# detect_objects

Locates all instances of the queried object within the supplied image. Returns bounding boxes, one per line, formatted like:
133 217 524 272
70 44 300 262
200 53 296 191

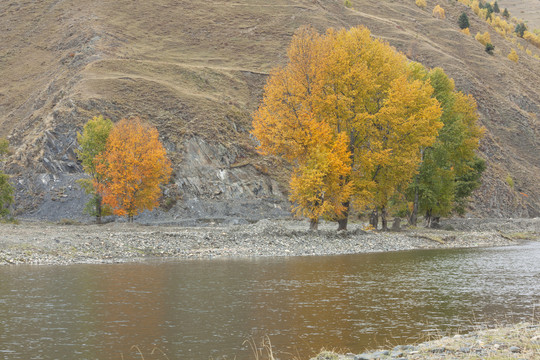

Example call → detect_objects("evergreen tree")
493 1 500 13
502 8 509 18
458 12 470 30
515 23 527 37
485 43 495 54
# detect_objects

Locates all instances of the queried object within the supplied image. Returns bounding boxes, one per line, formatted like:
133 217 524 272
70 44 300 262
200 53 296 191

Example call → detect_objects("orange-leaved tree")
95 117 172 222
252 26 442 230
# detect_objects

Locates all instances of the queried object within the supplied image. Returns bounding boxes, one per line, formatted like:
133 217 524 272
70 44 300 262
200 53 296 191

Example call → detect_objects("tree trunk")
381 206 388 231
369 209 379 230
96 195 102 225
309 218 319 231
409 184 419 226
425 209 432 228
337 202 350 231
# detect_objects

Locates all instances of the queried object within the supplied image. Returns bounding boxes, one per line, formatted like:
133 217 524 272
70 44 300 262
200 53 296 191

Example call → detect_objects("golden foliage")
524 31 540 48
95 118 172 220
508 49 519 62
432 5 446 19
475 31 491 46
252 26 442 224
461 27 471 36
415 0 427 9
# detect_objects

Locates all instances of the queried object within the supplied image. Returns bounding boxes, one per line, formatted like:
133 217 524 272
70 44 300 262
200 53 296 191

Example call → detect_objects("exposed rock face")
1 0 539 222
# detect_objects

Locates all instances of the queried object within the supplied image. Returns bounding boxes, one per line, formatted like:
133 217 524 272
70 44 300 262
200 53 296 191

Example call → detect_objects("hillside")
1 0 539 222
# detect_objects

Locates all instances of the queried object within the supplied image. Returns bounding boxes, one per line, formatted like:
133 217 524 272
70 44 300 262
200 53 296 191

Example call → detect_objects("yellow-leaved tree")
95 117 172 222
252 26 442 230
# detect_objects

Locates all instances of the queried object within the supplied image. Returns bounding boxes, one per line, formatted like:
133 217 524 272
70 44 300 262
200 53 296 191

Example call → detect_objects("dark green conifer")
515 23 527 37
458 12 470 30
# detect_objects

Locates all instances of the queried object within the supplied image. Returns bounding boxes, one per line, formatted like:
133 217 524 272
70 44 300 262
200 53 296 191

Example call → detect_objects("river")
1 241 539 359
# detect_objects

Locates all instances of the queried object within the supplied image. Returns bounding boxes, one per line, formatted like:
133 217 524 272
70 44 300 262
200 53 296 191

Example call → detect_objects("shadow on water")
1 242 539 359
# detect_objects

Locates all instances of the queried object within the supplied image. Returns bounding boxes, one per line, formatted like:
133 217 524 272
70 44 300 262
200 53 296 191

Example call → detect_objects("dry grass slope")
0 0 539 218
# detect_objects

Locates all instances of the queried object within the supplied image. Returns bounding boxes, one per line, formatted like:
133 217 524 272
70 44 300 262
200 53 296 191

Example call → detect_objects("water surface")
1 242 539 359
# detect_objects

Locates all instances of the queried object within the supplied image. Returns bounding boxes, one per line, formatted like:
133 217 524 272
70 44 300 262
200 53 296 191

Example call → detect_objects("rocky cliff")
1 0 539 222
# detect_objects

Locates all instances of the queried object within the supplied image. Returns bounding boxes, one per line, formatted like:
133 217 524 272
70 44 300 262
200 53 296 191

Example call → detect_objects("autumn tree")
76 115 114 223
0 138 14 219
416 0 427 9
407 67 485 227
252 26 442 230
95 118 172 222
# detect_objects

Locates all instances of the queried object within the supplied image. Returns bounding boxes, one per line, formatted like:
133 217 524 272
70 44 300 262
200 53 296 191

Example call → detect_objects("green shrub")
344 0 353 8
485 42 495 54
506 174 515 189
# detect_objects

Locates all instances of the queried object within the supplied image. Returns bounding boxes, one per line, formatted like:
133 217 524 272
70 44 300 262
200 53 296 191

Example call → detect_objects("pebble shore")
0 217 539 265
313 323 540 360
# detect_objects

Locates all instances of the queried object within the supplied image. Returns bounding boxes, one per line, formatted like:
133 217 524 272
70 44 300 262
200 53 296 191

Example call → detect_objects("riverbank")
1 217 539 265
313 322 540 360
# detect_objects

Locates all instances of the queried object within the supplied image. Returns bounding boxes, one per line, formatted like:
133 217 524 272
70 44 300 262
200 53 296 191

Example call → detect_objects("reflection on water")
1 242 539 359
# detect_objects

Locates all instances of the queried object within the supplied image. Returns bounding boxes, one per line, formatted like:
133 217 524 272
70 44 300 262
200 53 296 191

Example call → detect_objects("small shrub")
433 5 446 19
416 0 427 9
506 174 514 188
485 42 495 54
458 12 470 29
507 49 519 62
461 27 471 36
344 0 353 8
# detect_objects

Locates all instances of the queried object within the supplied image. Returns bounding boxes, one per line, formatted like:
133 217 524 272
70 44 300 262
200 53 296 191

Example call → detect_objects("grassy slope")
0 0 539 216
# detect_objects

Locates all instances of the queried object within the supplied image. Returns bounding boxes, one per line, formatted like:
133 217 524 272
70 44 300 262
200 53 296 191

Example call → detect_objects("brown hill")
1 0 539 222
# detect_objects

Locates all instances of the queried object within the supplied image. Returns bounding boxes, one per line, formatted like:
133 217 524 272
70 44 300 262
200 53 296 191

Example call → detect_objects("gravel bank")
0 218 539 265
314 323 540 360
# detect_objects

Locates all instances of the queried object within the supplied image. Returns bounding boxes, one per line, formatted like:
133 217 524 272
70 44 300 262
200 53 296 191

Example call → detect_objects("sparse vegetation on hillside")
458 0 540 57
